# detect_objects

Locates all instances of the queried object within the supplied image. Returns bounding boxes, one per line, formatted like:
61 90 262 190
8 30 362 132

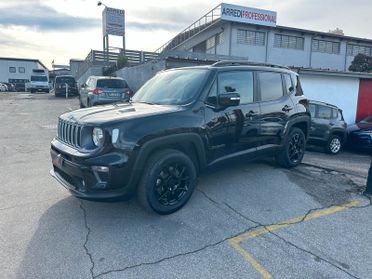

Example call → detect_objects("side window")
332 108 338 119
318 105 332 119
283 74 294 94
309 104 316 118
258 72 284 101
338 110 344 121
218 71 254 104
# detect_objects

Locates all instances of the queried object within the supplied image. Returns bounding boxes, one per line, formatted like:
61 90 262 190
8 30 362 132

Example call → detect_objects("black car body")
50 63 310 214
54 75 78 97
347 116 372 150
308 100 347 154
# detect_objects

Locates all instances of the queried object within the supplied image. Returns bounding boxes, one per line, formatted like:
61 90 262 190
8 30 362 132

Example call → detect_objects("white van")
26 69 49 93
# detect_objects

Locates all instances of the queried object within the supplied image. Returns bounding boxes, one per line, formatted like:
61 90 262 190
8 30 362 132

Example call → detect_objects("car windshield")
56 77 75 85
132 69 209 105
97 79 128 88
360 116 372 124
31 76 47 82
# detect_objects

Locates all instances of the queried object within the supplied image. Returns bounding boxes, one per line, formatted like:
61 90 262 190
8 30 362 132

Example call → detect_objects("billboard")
220 3 277 27
103 7 125 36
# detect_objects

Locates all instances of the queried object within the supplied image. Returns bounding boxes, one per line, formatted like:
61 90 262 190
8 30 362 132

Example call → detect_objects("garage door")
357 79 372 122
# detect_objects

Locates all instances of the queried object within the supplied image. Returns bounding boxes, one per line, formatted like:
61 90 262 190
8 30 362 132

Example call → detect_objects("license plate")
108 93 121 97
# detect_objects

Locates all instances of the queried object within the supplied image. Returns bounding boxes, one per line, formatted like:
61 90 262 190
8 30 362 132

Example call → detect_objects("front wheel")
276 128 306 168
137 149 197 215
325 135 342 155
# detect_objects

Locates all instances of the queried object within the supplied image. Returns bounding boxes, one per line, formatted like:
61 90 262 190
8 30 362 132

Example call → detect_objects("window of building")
346 44 372 56
258 72 284 101
312 39 340 54
274 34 304 50
18 67 25 73
218 71 254 104
237 29 265 46
9 67 16 73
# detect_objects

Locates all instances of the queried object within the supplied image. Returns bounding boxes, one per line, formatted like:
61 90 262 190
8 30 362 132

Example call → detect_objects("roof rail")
211 60 290 70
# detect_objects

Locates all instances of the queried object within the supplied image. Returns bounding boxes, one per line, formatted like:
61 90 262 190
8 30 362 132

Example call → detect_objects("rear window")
56 77 75 84
31 76 47 82
97 79 128 88
258 72 284 101
318 105 332 119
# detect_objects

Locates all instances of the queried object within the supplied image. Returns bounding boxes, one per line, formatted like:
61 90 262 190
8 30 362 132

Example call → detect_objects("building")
0 57 48 91
157 3 372 72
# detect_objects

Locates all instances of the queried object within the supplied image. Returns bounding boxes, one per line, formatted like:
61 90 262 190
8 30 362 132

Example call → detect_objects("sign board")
220 3 277 27
103 7 125 36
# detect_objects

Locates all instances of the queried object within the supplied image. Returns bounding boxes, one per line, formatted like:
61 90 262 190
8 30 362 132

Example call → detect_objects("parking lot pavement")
1 92 371 279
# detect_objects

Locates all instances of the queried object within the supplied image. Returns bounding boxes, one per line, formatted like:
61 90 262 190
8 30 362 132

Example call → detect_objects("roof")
0 57 48 70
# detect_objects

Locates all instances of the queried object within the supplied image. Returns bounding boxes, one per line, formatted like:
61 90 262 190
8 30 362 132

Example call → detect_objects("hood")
347 122 372 133
60 102 184 125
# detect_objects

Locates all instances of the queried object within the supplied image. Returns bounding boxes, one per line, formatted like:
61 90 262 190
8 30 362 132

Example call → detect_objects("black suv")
308 100 347 154
50 62 310 214
54 75 78 97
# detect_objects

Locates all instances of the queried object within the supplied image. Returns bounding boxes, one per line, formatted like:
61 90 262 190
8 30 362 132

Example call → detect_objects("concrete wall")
115 60 166 92
300 74 360 124
0 59 45 82
77 66 103 87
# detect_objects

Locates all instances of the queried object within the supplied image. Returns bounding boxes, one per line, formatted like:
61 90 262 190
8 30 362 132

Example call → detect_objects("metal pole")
65 83 68 99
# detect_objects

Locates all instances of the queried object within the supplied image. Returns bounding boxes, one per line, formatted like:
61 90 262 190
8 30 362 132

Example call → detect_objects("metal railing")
155 4 222 53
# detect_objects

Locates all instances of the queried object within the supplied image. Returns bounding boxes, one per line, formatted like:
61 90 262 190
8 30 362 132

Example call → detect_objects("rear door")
311 104 332 141
256 71 296 147
97 79 128 99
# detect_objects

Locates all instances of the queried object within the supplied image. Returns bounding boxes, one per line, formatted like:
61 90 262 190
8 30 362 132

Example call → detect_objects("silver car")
79 76 131 108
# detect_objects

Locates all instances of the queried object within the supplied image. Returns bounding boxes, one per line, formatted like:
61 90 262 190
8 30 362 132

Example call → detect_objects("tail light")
93 88 103 95
127 89 134 97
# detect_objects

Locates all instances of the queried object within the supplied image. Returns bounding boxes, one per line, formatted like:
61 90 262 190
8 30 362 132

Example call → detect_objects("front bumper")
50 141 134 199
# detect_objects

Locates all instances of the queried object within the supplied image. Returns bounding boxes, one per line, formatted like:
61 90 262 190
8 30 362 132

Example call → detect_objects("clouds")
0 2 100 31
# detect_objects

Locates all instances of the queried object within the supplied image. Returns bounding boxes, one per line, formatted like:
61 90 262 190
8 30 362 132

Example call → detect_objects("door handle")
282 105 293 112
246 110 258 117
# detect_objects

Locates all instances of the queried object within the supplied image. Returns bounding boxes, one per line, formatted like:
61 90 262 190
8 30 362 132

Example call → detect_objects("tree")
117 54 128 69
349 53 372 72
328 28 344 36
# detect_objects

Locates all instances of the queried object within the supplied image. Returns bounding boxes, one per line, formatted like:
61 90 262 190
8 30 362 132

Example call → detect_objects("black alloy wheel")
276 128 306 168
137 149 197 214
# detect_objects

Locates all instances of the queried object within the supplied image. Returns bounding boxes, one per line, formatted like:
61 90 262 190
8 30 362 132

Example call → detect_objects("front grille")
57 119 82 148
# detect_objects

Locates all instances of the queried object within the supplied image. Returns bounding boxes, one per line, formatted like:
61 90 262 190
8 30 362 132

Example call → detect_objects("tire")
325 135 342 155
137 149 197 215
276 128 306 168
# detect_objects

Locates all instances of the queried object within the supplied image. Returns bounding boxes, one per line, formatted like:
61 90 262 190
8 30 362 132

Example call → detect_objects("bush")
117 54 128 69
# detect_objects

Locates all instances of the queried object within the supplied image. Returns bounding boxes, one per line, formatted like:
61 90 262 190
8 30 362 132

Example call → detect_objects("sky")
0 0 372 68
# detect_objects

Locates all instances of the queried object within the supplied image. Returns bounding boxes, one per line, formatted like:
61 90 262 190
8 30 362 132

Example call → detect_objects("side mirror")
218 93 240 107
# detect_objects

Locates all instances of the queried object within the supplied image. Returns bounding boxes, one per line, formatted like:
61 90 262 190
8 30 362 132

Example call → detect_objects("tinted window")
97 79 128 88
56 77 76 85
318 105 332 119
218 71 254 104
31 76 47 81
309 104 316 118
283 74 294 94
259 72 283 101
132 69 209 105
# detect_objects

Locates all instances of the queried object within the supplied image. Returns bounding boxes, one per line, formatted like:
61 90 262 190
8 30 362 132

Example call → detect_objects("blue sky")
0 0 371 68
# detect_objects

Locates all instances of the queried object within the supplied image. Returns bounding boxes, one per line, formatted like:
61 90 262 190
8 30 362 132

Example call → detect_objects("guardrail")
155 4 222 53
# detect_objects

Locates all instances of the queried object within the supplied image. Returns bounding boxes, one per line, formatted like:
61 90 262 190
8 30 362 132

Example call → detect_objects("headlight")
92 128 104 146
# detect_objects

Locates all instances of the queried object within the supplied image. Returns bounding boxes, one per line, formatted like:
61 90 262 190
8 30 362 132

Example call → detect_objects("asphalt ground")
1 92 371 279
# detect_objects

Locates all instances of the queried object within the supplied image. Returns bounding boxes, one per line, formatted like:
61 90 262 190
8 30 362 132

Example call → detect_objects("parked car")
308 100 347 154
79 76 131 108
0 83 8 92
347 116 372 150
54 75 78 97
50 62 310 214
3 82 16 92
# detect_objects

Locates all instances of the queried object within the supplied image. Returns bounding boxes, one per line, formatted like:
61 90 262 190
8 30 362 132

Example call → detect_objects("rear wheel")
137 149 197 215
276 128 306 168
325 135 342 155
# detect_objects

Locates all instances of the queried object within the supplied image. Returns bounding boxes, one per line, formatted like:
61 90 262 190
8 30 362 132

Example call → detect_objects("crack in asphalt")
93 223 263 279
222 201 361 279
79 201 95 279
